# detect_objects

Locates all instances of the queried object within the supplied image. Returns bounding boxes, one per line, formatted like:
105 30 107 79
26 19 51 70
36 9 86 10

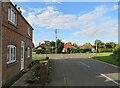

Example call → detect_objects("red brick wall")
2 2 33 85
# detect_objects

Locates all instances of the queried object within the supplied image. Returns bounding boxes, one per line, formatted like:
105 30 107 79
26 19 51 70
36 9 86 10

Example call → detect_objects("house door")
21 41 25 71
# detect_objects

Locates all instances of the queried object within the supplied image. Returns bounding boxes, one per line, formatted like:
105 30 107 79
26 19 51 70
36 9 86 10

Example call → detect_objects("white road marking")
100 73 120 86
79 61 90 68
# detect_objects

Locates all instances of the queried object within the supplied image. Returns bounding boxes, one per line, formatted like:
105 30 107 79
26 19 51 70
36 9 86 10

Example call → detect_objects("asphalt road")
41 54 120 86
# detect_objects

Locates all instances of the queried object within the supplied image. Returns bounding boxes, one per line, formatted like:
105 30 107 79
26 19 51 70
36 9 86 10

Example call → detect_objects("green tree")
73 43 78 47
83 42 92 48
45 41 55 54
99 42 105 48
32 43 35 48
113 44 120 60
105 42 116 48
49 41 55 54
94 40 102 48
56 39 64 53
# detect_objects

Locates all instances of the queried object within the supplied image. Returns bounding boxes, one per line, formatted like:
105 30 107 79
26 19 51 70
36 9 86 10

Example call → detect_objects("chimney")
15 4 17 8
18 7 22 14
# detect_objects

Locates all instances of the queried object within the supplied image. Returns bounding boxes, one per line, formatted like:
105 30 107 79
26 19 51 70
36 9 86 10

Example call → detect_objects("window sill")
7 60 16 65
8 21 17 28
27 34 31 37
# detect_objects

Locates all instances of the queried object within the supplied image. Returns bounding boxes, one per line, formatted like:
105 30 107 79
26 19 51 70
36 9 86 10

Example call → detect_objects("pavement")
45 54 120 86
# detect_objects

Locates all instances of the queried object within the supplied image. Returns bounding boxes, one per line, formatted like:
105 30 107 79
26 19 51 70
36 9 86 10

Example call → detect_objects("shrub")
36 49 46 54
69 48 92 53
80 49 86 53
32 48 37 52
80 48 92 53
36 49 41 54
98 48 113 53
113 45 120 60
70 48 80 53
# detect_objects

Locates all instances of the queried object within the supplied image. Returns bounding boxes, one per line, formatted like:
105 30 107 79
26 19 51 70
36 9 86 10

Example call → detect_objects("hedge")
69 48 92 53
98 48 113 53
113 45 120 60
36 49 46 54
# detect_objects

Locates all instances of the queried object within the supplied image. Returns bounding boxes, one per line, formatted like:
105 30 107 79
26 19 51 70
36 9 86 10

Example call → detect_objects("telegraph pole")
96 42 97 54
55 29 57 54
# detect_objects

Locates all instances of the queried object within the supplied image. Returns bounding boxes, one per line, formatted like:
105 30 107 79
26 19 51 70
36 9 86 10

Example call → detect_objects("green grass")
32 55 46 61
32 55 46 65
90 53 120 67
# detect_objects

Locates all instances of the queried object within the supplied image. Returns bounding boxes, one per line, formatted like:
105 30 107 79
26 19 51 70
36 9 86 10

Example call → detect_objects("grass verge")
32 55 46 65
90 53 120 67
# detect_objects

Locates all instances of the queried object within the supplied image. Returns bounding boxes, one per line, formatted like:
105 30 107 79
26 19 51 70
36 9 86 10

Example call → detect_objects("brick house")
62 43 76 53
0 1 33 87
36 41 50 50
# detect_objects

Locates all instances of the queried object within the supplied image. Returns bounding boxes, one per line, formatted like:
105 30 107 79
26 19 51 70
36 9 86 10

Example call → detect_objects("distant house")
79 45 94 49
36 41 50 50
62 43 76 53
0 1 33 87
79 45 84 49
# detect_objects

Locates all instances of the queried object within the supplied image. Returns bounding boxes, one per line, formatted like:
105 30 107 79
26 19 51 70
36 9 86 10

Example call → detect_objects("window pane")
21 47 23 58
13 47 16 60
11 48 13 60
8 8 11 21
7 47 10 62
14 13 16 24
13 13 15 24
28 27 30 36
11 10 14 23
27 47 30 57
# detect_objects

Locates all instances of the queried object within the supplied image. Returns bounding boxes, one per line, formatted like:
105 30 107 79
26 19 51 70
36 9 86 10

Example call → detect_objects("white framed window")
8 7 16 25
7 45 16 64
28 27 30 36
27 47 30 58
8 7 11 21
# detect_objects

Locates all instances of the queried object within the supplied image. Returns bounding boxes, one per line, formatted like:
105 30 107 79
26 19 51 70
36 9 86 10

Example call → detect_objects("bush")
68 48 92 53
36 49 41 54
36 49 46 54
32 48 37 52
70 48 80 53
113 45 120 60
80 48 92 53
98 48 113 53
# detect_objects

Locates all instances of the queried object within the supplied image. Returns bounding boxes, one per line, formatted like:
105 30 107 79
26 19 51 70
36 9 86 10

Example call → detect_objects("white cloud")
113 4 119 10
26 5 118 39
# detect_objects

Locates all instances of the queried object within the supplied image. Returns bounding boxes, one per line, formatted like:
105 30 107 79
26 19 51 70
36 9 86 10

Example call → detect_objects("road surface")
40 54 120 86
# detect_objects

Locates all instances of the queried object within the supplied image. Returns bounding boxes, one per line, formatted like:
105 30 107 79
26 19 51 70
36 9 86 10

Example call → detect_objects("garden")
90 45 120 67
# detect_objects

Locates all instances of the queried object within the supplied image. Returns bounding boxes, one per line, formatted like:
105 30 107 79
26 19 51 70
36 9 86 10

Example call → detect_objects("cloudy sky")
14 1 118 46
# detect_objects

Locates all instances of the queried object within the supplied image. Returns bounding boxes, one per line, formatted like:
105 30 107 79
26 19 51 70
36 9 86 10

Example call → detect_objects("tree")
56 39 64 53
105 42 116 48
94 40 102 48
46 41 55 54
32 43 35 48
99 42 105 48
49 41 55 54
113 44 120 60
73 43 78 47
83 42 92 48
